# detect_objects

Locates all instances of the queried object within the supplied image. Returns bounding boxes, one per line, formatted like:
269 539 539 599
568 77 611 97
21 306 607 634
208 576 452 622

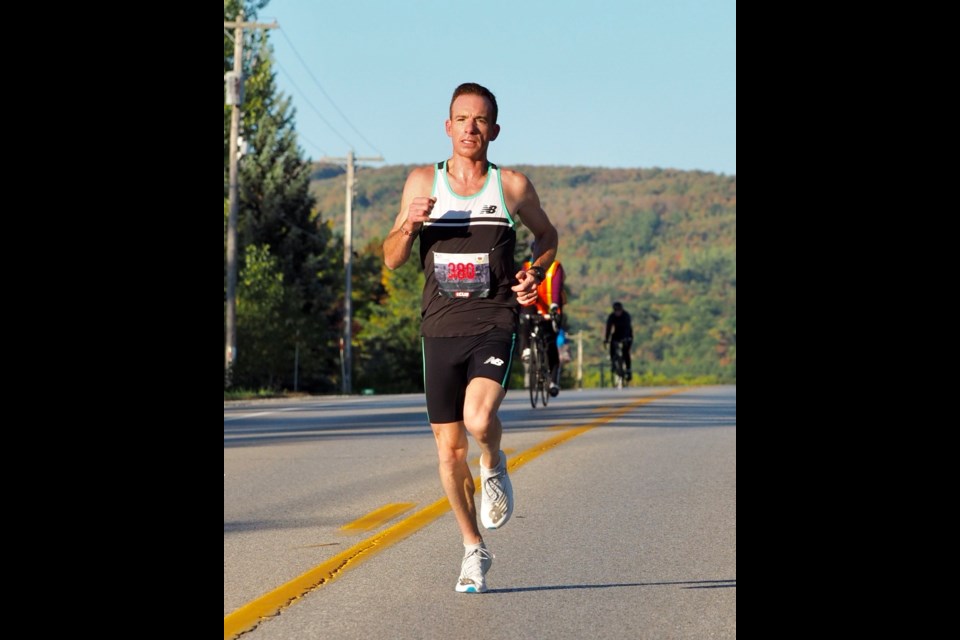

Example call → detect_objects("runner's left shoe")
480 450 513 529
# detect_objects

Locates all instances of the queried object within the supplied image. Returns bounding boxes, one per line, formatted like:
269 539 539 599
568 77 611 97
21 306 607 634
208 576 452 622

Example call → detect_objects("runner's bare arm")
383 167 435 270
502 169 558 300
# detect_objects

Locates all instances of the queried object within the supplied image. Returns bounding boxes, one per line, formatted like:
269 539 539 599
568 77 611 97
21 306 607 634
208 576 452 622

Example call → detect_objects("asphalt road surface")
224 385 736 639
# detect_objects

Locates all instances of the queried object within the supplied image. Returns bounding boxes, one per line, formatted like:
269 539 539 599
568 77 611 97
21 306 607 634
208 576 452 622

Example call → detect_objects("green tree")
355 259 426 394
232 245 286 387
224 0 343 391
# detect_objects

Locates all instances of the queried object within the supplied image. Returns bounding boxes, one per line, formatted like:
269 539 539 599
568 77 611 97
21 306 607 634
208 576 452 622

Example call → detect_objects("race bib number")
433 252 491 298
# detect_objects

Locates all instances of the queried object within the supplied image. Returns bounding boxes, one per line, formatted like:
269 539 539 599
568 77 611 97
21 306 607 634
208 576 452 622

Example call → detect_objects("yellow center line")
339 503 417 533
505 388 685 472
224 388 685 639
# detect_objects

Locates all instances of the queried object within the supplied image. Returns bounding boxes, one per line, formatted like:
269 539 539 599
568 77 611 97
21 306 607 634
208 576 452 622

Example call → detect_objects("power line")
277 28 384 157
256 47 330 156
295 130 330 158
274 63 354 150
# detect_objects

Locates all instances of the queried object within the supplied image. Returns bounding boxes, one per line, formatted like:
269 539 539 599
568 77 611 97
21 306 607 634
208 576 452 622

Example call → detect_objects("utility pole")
318 151 384 395
223 11 277 387
576 330 583 389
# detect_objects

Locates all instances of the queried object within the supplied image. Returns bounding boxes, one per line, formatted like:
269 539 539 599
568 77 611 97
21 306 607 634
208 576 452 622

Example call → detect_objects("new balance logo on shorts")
483 356 505 367
480 205 498 215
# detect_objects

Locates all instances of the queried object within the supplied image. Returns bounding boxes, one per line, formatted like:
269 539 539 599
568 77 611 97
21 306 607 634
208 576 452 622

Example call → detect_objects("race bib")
433 252 491 298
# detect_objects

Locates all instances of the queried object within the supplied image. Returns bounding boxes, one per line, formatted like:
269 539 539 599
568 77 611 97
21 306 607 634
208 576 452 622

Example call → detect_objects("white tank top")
418 160 519 337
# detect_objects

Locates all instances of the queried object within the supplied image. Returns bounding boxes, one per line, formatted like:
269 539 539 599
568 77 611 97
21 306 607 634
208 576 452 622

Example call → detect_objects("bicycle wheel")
619 344 630 388
538 338 551 407
613 344 625 389
529 339 541 408
537 341 550 406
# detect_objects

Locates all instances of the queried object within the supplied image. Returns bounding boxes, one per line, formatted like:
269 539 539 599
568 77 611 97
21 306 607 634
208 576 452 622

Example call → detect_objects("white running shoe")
480 450 514 529
455 543 494 593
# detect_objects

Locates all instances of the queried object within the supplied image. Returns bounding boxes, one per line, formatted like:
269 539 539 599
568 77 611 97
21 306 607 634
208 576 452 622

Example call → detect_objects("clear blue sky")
254 0 736 175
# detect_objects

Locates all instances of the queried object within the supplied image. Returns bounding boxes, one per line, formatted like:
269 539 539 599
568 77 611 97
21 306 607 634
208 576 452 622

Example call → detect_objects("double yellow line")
225 389 683 638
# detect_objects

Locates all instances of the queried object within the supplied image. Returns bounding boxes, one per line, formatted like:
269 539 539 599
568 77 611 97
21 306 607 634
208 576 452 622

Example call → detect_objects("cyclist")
519 252 565 397
604 301 633 382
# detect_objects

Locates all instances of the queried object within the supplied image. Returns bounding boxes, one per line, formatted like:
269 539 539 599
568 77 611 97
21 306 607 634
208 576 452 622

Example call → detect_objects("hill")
309 163 736 383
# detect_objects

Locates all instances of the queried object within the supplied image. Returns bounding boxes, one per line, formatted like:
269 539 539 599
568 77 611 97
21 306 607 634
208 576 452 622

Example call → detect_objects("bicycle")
526 317 553 408
609 338 630 389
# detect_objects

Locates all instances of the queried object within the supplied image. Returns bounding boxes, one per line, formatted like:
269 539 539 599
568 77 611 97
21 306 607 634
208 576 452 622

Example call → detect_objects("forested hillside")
310 164 736 386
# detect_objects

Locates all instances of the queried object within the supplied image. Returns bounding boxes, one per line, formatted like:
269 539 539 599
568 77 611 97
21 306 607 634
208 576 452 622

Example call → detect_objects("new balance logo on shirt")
483 356 505 367
480 205 498 215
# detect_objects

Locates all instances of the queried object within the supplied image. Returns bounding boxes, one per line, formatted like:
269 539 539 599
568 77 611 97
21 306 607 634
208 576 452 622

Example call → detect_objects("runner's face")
446 94 500 158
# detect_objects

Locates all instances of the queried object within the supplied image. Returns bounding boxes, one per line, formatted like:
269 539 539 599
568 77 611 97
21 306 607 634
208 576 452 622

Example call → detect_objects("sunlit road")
224 385 736 639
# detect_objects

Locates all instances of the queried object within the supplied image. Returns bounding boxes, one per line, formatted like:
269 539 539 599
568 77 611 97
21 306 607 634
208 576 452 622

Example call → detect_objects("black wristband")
528 265 545 282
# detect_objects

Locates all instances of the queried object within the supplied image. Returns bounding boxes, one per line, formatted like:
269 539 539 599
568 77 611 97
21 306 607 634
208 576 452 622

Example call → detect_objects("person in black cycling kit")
604 301 633 381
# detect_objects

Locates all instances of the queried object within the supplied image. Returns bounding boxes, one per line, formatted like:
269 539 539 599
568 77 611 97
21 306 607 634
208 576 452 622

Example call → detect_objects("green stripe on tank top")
497 166 516 227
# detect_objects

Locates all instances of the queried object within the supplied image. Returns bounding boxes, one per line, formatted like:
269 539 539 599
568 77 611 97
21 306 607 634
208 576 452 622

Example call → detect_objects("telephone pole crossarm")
223 20 278 29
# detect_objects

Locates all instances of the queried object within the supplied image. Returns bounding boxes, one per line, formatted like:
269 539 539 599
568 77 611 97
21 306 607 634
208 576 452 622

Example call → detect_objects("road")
225 385 736 639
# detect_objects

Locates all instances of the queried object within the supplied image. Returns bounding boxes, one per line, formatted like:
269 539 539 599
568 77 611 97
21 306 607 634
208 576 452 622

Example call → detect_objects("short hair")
612 302 623 311
450 83 498 124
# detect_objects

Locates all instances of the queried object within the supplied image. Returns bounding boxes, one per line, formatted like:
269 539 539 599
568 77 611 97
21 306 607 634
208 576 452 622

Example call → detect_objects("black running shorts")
422 330 516 423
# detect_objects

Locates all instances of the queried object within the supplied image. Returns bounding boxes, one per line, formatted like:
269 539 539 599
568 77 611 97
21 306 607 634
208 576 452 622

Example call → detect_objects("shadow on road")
488 578 736 593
